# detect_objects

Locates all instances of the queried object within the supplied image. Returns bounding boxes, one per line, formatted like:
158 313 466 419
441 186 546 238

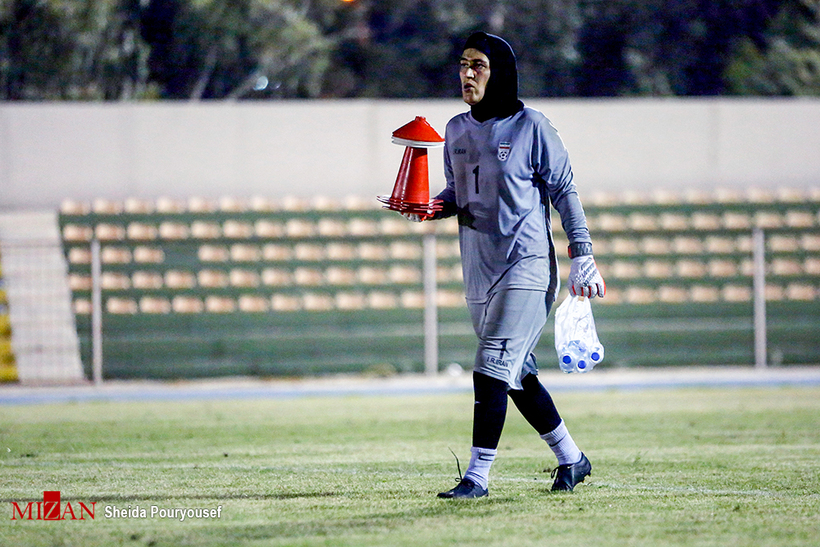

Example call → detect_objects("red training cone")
377 116 445 218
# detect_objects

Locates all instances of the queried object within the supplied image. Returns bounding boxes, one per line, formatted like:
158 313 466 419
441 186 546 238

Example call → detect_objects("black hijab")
462 32 524 122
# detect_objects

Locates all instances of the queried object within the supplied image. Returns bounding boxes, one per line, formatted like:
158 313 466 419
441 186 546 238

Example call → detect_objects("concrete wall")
2 98 820 211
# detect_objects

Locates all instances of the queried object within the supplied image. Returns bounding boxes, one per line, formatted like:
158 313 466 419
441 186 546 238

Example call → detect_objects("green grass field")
2 385 819 546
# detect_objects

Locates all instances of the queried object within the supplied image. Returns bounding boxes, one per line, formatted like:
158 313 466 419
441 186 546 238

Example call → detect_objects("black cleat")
437 478 488 499
550 453 592 492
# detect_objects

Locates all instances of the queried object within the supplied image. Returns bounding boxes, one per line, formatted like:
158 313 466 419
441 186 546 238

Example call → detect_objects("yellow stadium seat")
205 296 236 313
229 269 261 288
191 221 222 239
172 296 204 313
198 245 229 262
126 222 158 240
238 295 269 312
141 297 173 314
197 270 229 288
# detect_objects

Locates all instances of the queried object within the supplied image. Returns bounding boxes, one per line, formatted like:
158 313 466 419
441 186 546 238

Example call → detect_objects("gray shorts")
468 289 554 390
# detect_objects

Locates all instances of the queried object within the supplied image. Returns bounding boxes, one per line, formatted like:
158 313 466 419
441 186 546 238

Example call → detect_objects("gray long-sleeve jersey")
435 106 592 303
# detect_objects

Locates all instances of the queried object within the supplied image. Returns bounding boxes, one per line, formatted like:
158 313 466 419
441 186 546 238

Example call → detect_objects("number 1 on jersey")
472 165 480 194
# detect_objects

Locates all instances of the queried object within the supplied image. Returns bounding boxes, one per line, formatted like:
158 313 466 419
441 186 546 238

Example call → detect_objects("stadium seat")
625 287 656 304
95 223 126 241
765 284 785 301
771 258 802 276
659 213 689 230
389 241 421 260
611 238 640 255
358 267 388 285
804 258 820 275
127 222 158 240
107 297 138 314
673 237 703 254
294 243 324 261
311 196 339 211
317 218 347 237
676 260 707 278
63 224 93 242
158 221 189 240
705 236 736 254
641 237 670 255
303 293 334 311
785 210 815 228
644 260 674 278
68 247 92 264
229 269 261 288
191 221 222 239
73 299 92 315
336 292 367 310
92 198 122 215
436 290 465 307
400 291 425 308
156 197 186 213
325 243 355 261
231 244 262 262
60 199 90 215
172 296 204 313
261 268 292 286
380 217 410 236
367 291 398 309
293 268 323 286
690 285 720 302
358 243 388 261
707 259 739 277
187 197 216 213
198 245 230 262
219 196 246 212
223 220 254 239
124 198 154 214
139 296 171 314
132 271 164 290
722 285 752 302
284 219 315 238
101 272 131 290
205 296 236 313
691 213 721 230
325 267 357 285
198 269 229 288
348 218 379 237
658 286 688 303
388 265 421 284
249 196 278 212
800 234 820 252
722 212 751 230
68 274 92 291
610 261 642 279
101 246 132 264
262 244 293 261
238 295 269 312
164 270 196 289
629 213 658 231
271 294 301 311
255 220 285 238
746 188 775 203
785 283 816 301
754 211 783 229
768 235 800 252
281 196 308 211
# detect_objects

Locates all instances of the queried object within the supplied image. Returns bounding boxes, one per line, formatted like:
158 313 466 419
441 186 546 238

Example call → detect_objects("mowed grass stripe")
2 387 819 547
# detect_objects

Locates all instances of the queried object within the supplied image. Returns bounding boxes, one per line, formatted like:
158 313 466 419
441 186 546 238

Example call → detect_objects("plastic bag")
554 293 604 373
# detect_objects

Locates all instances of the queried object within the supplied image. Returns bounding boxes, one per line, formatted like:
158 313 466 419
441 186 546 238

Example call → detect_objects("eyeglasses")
459 60 489 74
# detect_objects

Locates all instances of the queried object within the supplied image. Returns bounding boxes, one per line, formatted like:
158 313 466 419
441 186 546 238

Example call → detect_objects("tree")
726 0 820 95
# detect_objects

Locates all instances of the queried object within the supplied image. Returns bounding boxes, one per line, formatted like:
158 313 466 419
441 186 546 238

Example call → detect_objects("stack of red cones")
377 116 445 219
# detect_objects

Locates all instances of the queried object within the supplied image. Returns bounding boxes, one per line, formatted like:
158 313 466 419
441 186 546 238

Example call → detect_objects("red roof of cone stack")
391 116 444 147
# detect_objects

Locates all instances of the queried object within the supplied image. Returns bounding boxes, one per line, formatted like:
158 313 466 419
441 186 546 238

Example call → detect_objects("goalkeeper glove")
568 255 606 298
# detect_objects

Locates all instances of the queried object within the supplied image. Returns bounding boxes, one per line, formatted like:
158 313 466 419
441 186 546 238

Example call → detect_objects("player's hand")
402 213 423 222
568 255 606 298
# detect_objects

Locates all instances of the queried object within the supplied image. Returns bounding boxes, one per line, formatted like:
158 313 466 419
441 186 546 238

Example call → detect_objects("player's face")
459 49 490 106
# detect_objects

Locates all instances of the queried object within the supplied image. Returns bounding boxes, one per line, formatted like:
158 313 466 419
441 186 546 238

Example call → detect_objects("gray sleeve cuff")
568 242 593 258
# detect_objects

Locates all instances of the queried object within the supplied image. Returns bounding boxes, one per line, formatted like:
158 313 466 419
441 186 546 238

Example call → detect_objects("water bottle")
558 340 588 373
588 344 604 367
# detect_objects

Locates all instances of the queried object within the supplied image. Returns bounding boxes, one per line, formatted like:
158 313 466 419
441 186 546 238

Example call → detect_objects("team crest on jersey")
497 142 511 161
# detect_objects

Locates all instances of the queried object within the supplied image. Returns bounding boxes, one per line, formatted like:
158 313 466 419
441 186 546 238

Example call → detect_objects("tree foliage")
1 0 817 101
